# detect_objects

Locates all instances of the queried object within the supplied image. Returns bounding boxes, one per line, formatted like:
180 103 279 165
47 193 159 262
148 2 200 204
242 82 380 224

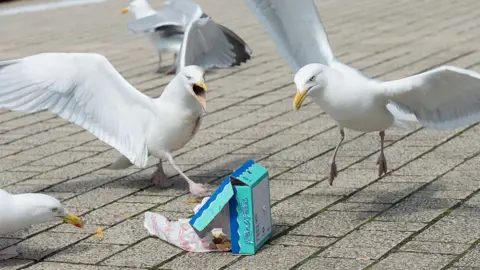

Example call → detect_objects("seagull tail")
386 103 419 130
108 155 134 170
216 23 252 66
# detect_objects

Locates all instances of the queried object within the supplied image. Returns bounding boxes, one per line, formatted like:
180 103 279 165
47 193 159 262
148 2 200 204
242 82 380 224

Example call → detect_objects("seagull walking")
123 0 252 74
0 16 239 195
244 0 480 184
0 189 83 260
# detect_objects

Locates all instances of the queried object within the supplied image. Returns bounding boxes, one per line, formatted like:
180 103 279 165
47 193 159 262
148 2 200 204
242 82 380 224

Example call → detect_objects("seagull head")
121 0 154 17
13 193 84 229
293 63 331 111
177 65 208 111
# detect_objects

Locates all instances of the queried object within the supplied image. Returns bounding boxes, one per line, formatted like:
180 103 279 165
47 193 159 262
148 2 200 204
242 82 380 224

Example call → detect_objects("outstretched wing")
384 65 480 130
0 53 157 167
243 0 334 72
177 17 251 71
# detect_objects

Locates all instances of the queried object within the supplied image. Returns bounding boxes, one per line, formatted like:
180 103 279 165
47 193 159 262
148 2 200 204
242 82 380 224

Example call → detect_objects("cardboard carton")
189 160 272 254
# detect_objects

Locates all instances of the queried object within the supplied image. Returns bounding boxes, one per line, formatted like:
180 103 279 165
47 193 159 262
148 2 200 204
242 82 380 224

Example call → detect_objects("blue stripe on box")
229 189 240 253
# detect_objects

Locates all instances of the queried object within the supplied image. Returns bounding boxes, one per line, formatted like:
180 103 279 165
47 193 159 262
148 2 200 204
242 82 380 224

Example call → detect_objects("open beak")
121 7 129 14
63 213 84 228
293 88 311 111
192 81 208 111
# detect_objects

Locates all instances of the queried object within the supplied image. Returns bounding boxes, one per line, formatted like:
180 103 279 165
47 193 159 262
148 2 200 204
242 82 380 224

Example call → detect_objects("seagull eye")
309 76 315 82
51 208 58 212
186 75 192 80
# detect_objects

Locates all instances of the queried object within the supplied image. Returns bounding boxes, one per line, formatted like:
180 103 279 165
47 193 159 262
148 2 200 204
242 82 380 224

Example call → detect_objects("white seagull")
122 0 252 74
245 0 480 184
0 16 240 195
0 189 83 260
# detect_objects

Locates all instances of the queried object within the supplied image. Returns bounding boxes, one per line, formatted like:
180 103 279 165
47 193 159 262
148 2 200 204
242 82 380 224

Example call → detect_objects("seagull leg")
155 53 164 74
164 152 206 196
377 131 388 177
329 128 345 185
0 246 18 261
151 160 172 188
164 53 177 75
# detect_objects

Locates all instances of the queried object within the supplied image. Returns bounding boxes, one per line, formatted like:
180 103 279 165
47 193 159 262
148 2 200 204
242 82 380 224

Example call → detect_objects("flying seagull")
244 0 480 184
0 189 83 260
0 15 241 195
122 0 252 74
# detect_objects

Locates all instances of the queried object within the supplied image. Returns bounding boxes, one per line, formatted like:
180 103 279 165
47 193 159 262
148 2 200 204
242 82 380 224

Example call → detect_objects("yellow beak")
293 88 310 111
121 7 129 14
63 212 84 228
193 81 208 111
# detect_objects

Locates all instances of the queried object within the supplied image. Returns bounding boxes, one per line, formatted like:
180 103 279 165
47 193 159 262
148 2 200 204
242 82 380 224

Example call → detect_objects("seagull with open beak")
0 53 209 196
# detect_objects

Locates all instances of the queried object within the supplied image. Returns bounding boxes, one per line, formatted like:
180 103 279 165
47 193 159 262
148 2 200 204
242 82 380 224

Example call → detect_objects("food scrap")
186 198 203 205
94 227 104 239
212 231 231 251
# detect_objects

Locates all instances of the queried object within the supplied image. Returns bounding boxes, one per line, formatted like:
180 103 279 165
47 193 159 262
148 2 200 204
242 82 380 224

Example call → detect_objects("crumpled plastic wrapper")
144 197 231 252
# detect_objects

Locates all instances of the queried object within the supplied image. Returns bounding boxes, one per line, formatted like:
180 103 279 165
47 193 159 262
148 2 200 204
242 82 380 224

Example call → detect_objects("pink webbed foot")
188 182 207 196
151 165 172 188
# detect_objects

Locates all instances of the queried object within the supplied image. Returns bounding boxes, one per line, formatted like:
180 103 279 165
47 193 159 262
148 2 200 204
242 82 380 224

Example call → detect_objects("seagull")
0 189 83 260
0 16 242 195
122 0 252 74
244 0 480 184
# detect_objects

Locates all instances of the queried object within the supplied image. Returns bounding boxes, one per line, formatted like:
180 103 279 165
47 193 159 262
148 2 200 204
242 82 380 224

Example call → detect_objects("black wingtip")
216 23 252 67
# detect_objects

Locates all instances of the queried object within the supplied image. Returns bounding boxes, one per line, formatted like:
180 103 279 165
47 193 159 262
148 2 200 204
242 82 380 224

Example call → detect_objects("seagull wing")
0 53 157 167
127 11 184 34
243 0 334 72
383 65 480 130
177 17 251 71
164 0 204 26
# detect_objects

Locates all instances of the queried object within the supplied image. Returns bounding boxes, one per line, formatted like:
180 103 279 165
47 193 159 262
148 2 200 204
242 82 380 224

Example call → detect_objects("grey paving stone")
415 215 480 244
24 262 139 270
15 232 86 260
376 194 459 223
271 235 337 247
291 211 377 237
320 230 412 260
160 252 238 270
329 202 391 212
82 202 155 225
225 245 317 270
0 259 34 270
101 238 181 268
361 221 427 232
268 180 312 201
454 245 480 267
346 182 423 204
84 218 149 245
370 252 455 270
400 240 469 255
297 257 372 270
272 194 340 218
46 243 126 264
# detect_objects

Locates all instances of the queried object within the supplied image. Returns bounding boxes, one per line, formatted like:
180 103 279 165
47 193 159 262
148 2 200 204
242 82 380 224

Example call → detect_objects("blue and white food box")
189 160 273 255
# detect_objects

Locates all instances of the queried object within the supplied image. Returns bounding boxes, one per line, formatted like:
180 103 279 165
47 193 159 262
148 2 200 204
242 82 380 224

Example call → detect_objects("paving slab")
1 0 480 269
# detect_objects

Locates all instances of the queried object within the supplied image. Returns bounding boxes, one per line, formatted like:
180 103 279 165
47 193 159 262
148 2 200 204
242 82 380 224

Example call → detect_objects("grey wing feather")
177 17 252 71
243 0 334 72
384 66 480 130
